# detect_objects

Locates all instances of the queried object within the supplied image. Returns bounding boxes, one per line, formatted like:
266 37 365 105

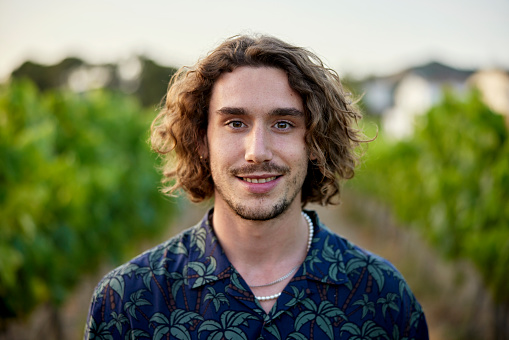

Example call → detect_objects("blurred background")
1 0 508 339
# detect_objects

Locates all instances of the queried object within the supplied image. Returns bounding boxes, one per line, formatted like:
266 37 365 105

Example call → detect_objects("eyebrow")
216 107 304 117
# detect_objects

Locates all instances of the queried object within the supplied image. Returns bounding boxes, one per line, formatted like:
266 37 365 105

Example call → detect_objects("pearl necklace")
254 212 314 301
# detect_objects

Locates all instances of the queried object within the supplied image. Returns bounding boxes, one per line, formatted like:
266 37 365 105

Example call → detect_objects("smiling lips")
241 176 277 183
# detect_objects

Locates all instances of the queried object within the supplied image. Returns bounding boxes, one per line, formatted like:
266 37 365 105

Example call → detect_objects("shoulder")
84 224 209 338
311 211 409 288
311 213 428 337
90 223 204 301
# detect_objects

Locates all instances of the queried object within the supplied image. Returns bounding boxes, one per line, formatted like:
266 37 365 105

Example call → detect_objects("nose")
245 124 273 163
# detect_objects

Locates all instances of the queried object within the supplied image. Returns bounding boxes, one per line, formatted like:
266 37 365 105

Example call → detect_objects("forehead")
209 66 303 113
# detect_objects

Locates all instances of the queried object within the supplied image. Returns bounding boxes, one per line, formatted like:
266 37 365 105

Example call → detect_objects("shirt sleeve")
84 273 131 340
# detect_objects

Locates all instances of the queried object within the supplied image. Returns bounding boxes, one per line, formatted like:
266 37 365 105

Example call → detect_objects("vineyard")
0 80 173 321
1 79 508 339
351 89 509 337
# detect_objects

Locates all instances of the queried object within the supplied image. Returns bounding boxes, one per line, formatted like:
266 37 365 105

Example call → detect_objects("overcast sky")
1 0 508 81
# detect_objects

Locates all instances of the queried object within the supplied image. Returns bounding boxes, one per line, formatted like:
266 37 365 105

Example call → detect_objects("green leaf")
265 323 282 340
150 312 169 325
300 298 317 311
109 276 125 299
153 325 169 340
287 332 309 340
191 226 207 258
198 320 221 336
225 329 248 340
187 261 206 276
316 315 334 339
170 324 191 340
173 310 204 325
294 311 315 331
206 256 217 275
125 329 150 340
340 322 360 336
221 310 256 327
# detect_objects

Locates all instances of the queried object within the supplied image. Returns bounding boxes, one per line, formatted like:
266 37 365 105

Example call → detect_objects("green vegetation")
11 56 177 108
352 90 509 333
0 80 172 318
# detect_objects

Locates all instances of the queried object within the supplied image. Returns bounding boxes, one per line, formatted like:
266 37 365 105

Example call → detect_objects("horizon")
7 54 492 84
1 0 508 82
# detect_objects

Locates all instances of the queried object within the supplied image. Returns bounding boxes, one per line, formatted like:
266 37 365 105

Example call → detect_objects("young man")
85 35 429 339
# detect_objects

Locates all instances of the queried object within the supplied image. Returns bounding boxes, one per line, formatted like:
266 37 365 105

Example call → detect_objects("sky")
1 0 508 82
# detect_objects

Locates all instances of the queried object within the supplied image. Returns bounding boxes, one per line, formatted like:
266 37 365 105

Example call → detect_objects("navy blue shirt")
85 210 428 339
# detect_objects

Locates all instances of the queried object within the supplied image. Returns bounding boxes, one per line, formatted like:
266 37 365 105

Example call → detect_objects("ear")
309 151 318 161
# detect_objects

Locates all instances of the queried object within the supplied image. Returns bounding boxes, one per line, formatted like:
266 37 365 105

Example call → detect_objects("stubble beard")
218 188 293 221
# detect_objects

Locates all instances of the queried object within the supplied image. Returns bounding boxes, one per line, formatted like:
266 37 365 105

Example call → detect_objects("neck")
211 200 309 279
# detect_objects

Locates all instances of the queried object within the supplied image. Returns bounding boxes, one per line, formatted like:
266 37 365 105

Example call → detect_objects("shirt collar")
301 210 349 286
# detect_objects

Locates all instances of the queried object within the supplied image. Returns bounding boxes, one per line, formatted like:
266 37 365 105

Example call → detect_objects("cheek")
212 131 245 154
283 140 308 158
208 140 237 167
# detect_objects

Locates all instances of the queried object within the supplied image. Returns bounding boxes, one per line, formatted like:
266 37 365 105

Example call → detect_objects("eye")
274 121 292 130
227 121 245 129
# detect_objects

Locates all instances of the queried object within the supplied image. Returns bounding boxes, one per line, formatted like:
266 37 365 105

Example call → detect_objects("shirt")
85 209 429 339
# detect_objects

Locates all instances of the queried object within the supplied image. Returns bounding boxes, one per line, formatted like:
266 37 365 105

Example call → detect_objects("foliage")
351 90 509 304
11 56 177 108
0 79 172 318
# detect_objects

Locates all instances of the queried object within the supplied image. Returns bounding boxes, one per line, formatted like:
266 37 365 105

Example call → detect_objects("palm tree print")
86 317 113 340
345 250 388 293
198 311 257 340
342 248 395 311
124 329 150 339
377 292 400 319
184 256 218 288
353 294 376 319
134 246 173 292
302 248 322 275
168 270 187 305
150 310 204 340
85 211 428 339
94 262 139 306
107 311 128 335
286 286 306 308
293 299 347 339
124 289 152 322
322 236 346 281
340 320 389 339
189 224 207 258
203 287 229 313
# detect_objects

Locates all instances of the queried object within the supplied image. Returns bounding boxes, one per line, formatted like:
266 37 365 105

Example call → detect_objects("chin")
229 199 291 221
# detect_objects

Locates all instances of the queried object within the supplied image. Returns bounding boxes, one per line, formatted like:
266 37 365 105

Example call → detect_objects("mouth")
241 176 278 184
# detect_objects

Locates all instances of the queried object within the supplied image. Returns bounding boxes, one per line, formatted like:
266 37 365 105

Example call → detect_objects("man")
85 34 428 339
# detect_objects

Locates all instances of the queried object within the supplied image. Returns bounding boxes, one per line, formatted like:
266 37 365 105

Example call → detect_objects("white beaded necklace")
253 212 314 301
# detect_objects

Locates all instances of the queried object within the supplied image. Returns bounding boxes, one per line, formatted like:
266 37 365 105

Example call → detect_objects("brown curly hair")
151 34 364 206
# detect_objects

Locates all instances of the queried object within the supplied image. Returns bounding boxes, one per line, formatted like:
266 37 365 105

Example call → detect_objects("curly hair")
151 34 364 206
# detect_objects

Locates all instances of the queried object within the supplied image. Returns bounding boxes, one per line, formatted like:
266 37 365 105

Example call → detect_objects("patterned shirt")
85 210 428 339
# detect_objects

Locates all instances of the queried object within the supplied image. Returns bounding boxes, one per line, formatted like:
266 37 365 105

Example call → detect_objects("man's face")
206 66 309 221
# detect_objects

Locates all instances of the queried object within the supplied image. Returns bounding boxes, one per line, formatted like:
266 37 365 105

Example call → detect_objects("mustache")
229 163 290 176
